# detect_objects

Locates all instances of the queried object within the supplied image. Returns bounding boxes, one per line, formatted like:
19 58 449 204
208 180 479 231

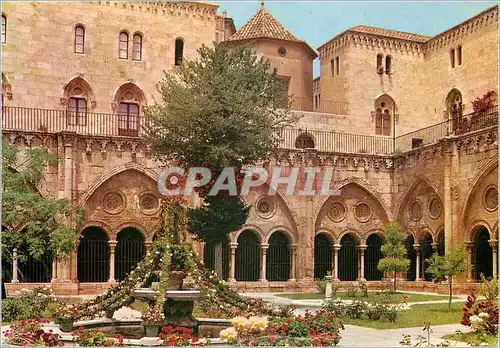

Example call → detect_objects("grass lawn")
341 302 463 329
277 291 455 303
442 332 498 346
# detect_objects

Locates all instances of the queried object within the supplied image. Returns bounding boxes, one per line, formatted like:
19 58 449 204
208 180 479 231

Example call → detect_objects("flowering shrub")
2 286 59 322
157 325 208 346
323 298 404 322
54 303 79 322
141 305 164 325
461 293 498 335
72 327 115 346
3 318 63 346
472 91 496 112
219 311 343 346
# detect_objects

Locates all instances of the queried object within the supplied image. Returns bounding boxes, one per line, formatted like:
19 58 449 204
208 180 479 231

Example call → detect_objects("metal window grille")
365 235 383 281
132 34 142 61
203 240 229 280
267 232 290 281
118 102 139 136
119 32 129 59
115 228 145 281
314 234 332 279
420 235 434 281
405 235 417 281
339 234 358 281
67 97 87 125
77 228 109 283
473 228 493 280
74 26 85 53
2 15 6 44
235 230 260 281
18 253 53 283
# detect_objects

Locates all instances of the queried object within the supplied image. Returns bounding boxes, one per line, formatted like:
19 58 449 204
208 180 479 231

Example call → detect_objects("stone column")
443 142 453 254
289 244 297 282
466 242 473 282
11 248 19 283
414 244 421 281
489 240 498 278
260 244 268 282
51 261 58 283
108 241 117 283
229 243 238 282
145 241 153 251
358 245 366 281
333 245 340 281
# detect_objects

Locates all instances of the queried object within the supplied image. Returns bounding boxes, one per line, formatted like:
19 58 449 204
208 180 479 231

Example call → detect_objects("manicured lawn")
341 302 463 329
277 291 455 303
442 332 498 346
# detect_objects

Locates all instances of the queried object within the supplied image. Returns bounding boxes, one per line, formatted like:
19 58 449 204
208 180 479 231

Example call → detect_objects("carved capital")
60 97 68 105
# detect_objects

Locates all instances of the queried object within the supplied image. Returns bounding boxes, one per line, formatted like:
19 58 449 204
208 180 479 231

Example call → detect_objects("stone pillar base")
259 279 268 283
288 278 296 282
228 278 236 283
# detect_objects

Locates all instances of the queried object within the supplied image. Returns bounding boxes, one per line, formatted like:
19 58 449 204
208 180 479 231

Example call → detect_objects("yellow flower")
231 316 249 331
247 316 268 331
219 327 237 342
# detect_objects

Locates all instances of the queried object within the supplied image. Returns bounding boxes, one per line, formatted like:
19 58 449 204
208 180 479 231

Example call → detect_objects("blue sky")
214 1 497 77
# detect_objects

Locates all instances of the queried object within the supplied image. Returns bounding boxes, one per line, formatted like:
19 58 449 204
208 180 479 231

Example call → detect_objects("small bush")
1 297 32 322
346 283 357 298
323 298 401 323
315 279 327 295
1 286 59 322
477 274 498 302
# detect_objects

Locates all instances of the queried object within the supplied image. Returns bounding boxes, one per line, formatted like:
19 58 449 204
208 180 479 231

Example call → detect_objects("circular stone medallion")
102 191 125 214
410 200 423 221
484 186 498 212
139 193 159 214
328 202 346 222
428 197 442 220
354 202 372 223
256 197 276 219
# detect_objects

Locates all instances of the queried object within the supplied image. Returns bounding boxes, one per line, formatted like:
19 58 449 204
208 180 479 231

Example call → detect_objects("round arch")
470 225 493 280
365 233 384 280
314 233 333 279
112 221 149 241
115 227 146 281
336 228 362 245
266 231 291 281
235 229 261 281
396 176 441 221
467 220 492 241
113 82 146 106
338 232 359 281
265 225 295 244
77 226 110 283
61 75 95 106
80 164 159 205
315 228 336 243
232 224 264 244
78 220 113 239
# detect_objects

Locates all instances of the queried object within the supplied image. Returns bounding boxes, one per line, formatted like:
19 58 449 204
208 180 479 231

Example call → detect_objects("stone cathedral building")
2 2 498 295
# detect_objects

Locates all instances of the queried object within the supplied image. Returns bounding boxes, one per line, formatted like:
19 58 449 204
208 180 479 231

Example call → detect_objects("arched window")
235 230 261 281
376 54 383 73
132 33 142 61
119 31 129 59
74 25 85 54
63 76 94 126
446 88 463 132
175 38 184 66
115 227 145 281
1 15 6 44
295 133 315 149
385 55 392 74
450 48 455 68
335 56 340 75
330 59 334 77
374 94 395 136
266 231 291 281
114 83 145 137
457 45 462 66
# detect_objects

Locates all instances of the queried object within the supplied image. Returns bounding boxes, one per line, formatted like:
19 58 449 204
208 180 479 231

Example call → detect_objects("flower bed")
3 318 63 347
323 298 406 322
219 311 343 346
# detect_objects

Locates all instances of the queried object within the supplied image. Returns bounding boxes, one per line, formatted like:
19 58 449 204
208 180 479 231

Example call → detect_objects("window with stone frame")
175 38 184 66
118 102 139 137
374 95 395 136
457 45 462 66
74 25 85 54
67 96 87 125
376 54 383 74
335 56 340 75
385 55 392 74
119 31 129 59
450 48 455 68
1 15 6 44
132 33 142 61
330 59 335 77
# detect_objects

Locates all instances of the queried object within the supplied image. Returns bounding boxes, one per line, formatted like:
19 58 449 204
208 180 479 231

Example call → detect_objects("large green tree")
143 43 298 275
377 222 411 292
426 246 466 310
2 142 83 270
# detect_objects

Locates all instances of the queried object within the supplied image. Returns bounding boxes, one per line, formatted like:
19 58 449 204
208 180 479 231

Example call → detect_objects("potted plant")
142 305 163 337
54 304 79 332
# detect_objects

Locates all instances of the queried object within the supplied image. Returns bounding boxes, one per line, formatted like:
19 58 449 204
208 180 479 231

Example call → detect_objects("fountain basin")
131 288 201 302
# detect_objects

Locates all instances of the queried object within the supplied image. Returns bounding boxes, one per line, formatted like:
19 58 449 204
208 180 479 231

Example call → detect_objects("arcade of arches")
4 156 498 294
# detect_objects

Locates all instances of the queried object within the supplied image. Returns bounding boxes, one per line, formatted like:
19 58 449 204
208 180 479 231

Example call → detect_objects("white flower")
478 312 490 319
469 315 482 324
156 251 160 255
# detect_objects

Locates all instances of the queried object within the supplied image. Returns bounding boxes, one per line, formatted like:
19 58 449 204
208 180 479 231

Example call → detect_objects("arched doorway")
365 234 384 281
267 231 291 281
405 235 417 281
420 233 433 281
115 228 146 281
235 230 260 281
78 227 110 282
446 89 463 132
339 234 358 281
473 227 493 280
314 234 332 279
203 238 229 280
18 252 53 283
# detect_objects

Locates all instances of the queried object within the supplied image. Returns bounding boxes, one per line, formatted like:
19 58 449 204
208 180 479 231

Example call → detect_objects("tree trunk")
448 276 452 311
393 270 397 292
214 242 223 278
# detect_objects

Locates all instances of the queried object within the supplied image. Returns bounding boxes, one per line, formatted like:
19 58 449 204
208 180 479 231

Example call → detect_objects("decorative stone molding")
101 191 125 215
483 185 498 212
255 196 276 219
354 202 372 223
328 202 346 222
428 196 442 220
409 199 423 221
